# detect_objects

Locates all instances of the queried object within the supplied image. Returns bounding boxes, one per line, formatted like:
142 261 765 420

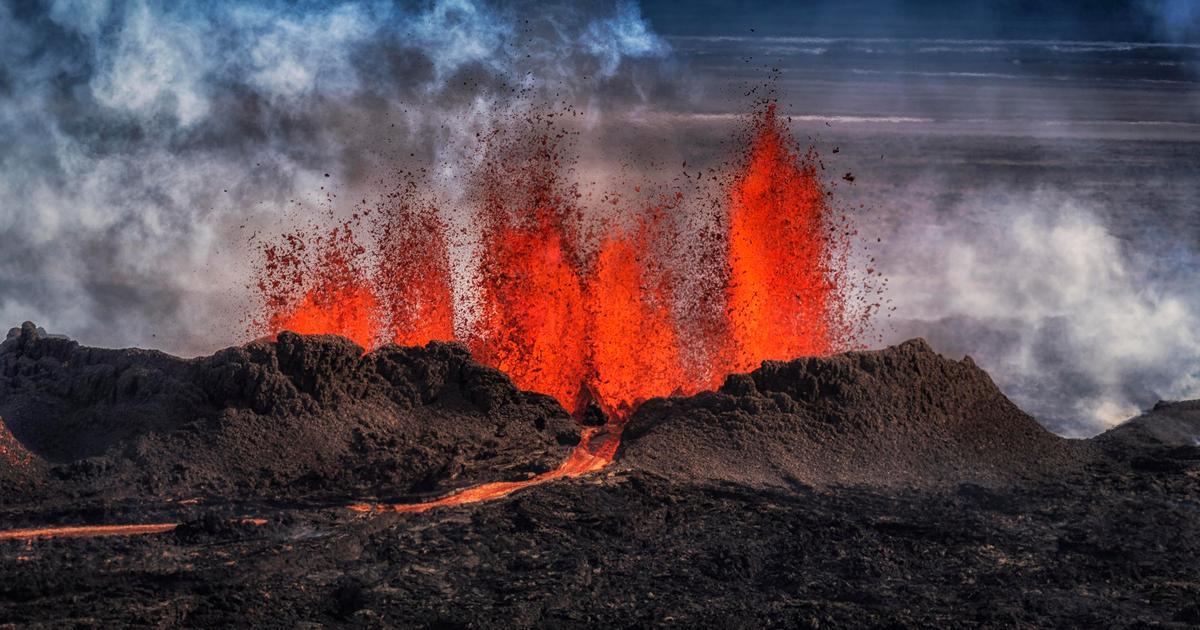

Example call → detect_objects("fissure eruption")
255 101 874 504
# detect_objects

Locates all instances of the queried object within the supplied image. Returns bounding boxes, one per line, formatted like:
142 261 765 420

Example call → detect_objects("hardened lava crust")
1 324 1198 627
0 322 579 507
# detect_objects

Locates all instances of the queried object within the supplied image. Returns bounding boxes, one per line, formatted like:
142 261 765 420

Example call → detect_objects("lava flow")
0 519 268 542
255 101 872 512
722 103 837 374
349 426 619 514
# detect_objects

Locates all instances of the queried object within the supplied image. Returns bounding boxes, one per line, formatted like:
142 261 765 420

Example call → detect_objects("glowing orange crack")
0 519 268 542
0 523 178 541
349 426 619 513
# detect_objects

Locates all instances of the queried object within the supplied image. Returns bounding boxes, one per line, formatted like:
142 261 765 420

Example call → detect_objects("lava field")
1 322 1199 627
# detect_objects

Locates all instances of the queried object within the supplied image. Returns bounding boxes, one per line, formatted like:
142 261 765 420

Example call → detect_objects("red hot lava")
255 102 871 424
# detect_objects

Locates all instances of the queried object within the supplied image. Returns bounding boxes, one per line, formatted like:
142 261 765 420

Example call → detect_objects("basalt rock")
0 322 579 502
620 338 1090 488
1095 399 1200 472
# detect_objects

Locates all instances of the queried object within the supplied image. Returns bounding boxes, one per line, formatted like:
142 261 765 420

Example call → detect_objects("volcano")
1 101 1197 626
2 324 1199 626
252 102 878 422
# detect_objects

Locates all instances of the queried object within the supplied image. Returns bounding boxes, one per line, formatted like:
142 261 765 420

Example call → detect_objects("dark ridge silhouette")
0 322 579 501
621 339 1091 487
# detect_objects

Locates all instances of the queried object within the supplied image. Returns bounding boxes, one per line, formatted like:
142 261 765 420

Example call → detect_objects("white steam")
0 0 671 353
883 194 1200 436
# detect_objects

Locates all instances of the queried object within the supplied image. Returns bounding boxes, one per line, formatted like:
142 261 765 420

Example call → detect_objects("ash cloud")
0 0 671 353
877 195 1200 436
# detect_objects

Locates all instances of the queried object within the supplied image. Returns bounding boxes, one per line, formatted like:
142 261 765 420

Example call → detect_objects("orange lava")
348 426 617 513
587 217 689 418
373 191 456 347
722 103 836 374
262 226 379 349
0 518 268 542
0 523 178 540
255 101 871 420
473 224 590 414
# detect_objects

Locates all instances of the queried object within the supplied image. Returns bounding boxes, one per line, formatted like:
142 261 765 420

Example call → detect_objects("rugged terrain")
1 325 1198 627
0 322 578 509
620 339 1088 488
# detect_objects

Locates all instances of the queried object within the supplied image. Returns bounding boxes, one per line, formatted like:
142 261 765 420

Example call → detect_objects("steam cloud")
879 194 1200 436
1142 0 1200 42
0 0 670 352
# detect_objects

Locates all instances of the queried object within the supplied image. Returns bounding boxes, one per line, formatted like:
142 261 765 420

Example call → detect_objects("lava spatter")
586 209 689 419
466 122 592 415
259 225 379 350
254 100 875 428
372 188 455 347
721 102 837 374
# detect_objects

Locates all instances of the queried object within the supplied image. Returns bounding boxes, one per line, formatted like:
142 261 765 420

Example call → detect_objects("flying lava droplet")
254 100 876 425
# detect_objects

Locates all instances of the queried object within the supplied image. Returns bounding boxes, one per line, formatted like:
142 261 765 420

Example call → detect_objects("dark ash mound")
0 322 578 502
621 339 1087 487
1099 399 1200 449
1095 399 1200 473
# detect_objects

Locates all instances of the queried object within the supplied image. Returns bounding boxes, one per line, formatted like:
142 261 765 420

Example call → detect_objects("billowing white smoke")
0 0 670 353
882 194 1200 436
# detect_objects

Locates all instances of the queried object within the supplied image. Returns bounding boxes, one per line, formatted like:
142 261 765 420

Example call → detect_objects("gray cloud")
0 0 672 353
874 190 1200 436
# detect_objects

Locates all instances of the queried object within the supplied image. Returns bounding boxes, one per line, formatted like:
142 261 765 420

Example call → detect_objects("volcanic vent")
254 101 879 423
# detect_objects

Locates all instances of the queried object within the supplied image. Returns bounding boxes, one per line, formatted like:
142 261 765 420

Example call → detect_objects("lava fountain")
255 101 871 428
723 103 837 373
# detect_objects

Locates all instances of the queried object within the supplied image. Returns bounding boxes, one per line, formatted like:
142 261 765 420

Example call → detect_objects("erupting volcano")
5 1 1197 624
255 102 870 428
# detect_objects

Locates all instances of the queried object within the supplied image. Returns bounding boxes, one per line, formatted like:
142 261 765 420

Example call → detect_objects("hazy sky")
1 0 1197 435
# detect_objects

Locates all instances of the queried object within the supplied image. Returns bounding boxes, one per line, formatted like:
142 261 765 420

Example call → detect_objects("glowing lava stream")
0 523 179 541
0 519 268 541
0 433 615 542
349 426 620 513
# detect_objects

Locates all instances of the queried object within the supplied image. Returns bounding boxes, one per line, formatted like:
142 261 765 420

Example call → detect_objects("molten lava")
349 426 618 513
468 137 591 413
373 194 456 347
722 103 836 374
256 102 869 424
587 215 688 418
260 227 379 350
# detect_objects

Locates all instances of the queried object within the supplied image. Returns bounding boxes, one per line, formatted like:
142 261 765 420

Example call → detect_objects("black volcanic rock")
1098 399 1200 449
1095 399 1200 472
0 322 579 501
621 339 1089 487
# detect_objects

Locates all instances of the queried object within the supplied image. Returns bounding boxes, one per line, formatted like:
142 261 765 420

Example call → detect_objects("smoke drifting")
0 0 670 353
878 195 1200 436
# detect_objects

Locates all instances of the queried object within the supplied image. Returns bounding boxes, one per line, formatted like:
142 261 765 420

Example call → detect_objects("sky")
1 0 1198 436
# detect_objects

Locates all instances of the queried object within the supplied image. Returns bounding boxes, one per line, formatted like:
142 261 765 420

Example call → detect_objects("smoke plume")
0 0 670 352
